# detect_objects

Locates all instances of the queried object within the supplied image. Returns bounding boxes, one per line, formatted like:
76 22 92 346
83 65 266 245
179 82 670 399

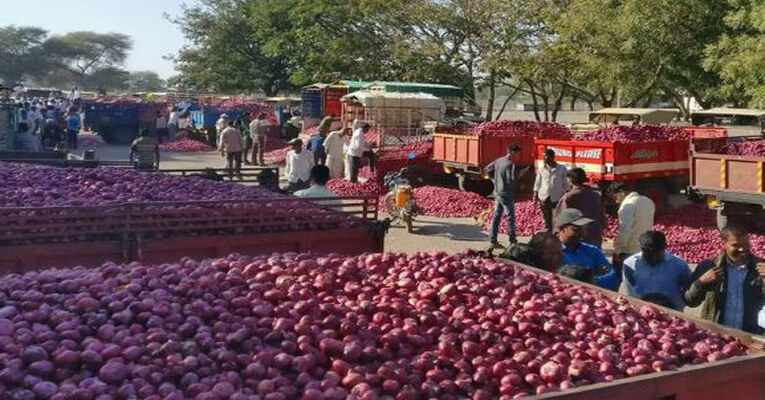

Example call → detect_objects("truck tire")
457 175 494 196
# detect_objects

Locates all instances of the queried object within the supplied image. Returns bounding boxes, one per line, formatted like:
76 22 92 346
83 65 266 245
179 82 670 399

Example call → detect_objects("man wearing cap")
487 144 524 248
556 208 619 290
285 138 314 192
534 148 568 231
347 122 373 183
554 167 606 248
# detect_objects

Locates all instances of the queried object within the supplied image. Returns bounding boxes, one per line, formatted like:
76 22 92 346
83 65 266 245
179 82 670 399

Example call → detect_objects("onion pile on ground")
0 252 746 399
77 135 107 148
159 140 214 152
724 140 765 157
413 187 493 218
576 125 690 143
326 179 386 198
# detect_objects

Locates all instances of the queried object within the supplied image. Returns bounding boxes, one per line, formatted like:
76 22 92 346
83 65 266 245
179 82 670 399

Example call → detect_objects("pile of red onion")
468 121 572 140
77 135 106 148
326 179 386 198
576 125 690 143
0 163 283 208
159 140 214 152
413 187 493 218
724 140 765 157
0 252 746 399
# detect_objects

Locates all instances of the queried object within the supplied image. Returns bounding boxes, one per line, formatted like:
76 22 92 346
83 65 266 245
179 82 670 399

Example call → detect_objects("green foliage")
45 31 132 87
0 26 49 86
170 0 292 96
128 71 165 92
705 0 765 107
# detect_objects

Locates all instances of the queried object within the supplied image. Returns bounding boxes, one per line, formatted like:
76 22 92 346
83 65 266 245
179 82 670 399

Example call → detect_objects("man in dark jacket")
684 225 765 334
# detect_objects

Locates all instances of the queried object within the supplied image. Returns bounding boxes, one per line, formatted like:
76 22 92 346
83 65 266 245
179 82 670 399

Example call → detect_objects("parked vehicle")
382 166 421 232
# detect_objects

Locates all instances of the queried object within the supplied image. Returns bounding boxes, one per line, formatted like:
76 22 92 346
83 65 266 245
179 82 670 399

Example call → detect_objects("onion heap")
159 140 214 152
467 121 571 140
413 187 493 218
77 135 107 148
0 252 747 399
0 163 287 208
576 125 690 143
326 179 386 199
724 140 765 157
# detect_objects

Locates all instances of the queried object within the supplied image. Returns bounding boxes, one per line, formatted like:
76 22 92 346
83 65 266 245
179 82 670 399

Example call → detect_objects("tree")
128 71 165 91
0 26 48 86
87 67 130 91
705 0 765 107
170 0 293 95
45 31 132 87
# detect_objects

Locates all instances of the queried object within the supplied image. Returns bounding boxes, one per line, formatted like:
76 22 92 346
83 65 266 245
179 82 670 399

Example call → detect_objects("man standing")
155 111 168 144
347 123 373 183
307 129 327 166
556 209 619 290
249 113 268 166
624 231 691 311
285 138 314 192
611 183 656 273
534 149 568 231
215 113 229 148
167 107 180 141
294 165 336 199
218 120 244 180
239 113 252 164
554 167 606 248
487 144 522 248
684 226 765 334
65 110 80 150
324 128 350 179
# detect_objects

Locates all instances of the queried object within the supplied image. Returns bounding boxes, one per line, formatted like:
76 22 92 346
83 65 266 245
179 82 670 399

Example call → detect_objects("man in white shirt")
294 165 336 199
324 128 350 179
215 114 229 147
167 108 180 141
611 182 656 280
285 138 314 192
533 148 569 231
218 120 245 180
248 113 268 165
347 122 372 183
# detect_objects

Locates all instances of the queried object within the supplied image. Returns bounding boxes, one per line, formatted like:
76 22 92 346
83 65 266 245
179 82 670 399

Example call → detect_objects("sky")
0 0 190 78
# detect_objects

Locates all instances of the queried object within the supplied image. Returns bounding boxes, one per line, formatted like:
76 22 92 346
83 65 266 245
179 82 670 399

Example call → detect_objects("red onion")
0 251 747 398
724 140 765 157
576 125 690 143
159 139 214 152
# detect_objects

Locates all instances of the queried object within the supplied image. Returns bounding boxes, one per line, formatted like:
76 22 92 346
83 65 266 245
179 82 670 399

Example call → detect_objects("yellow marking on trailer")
720 158 727 189
759 162 764 193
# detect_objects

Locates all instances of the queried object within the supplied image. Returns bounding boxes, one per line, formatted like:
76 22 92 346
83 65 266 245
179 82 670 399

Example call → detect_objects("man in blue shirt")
623 231 691 311
556 209 619 290
685 225 765 333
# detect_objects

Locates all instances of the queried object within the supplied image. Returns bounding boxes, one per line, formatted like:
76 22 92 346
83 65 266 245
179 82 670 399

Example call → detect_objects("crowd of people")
8 94 83 152
492 144 765 334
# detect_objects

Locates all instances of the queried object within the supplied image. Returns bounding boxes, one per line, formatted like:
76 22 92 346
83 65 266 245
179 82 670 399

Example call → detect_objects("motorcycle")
382 163 422 233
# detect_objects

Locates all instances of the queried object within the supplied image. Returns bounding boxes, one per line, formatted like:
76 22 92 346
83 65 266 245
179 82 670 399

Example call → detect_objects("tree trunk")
552 87 566 122
570 95 577 111
495 91 517 121
485 70 496 121
530 89 541 122
587 100 594 111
